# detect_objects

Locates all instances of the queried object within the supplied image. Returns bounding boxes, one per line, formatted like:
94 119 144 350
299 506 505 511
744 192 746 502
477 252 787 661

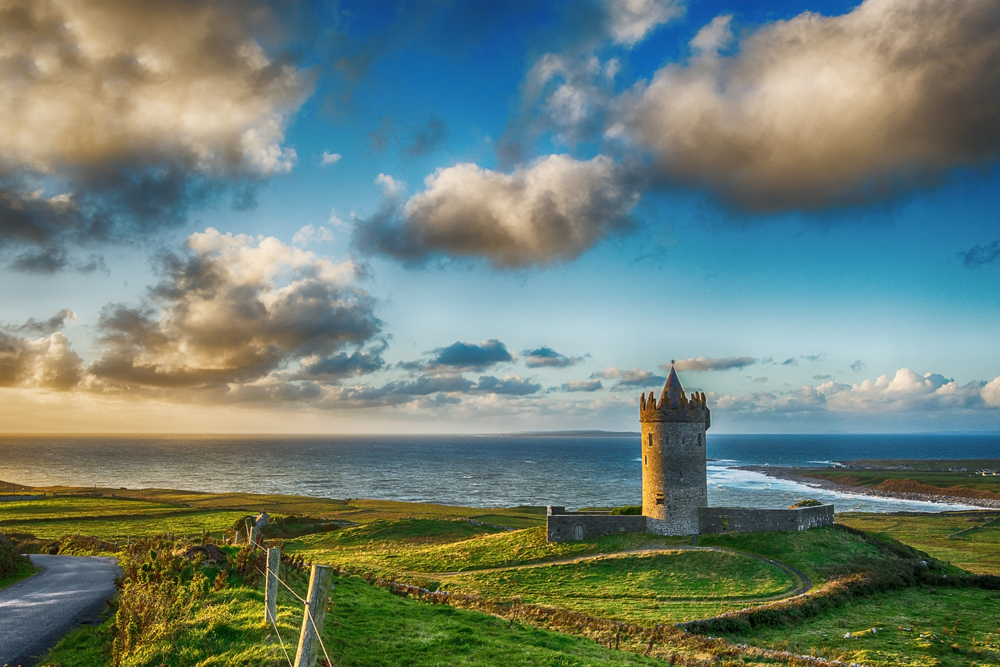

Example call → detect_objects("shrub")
0 533 29 577
611 506 642 515
788 499 824 508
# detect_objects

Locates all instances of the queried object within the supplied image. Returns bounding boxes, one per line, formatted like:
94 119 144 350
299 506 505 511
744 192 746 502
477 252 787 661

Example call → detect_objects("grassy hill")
3 484 999 667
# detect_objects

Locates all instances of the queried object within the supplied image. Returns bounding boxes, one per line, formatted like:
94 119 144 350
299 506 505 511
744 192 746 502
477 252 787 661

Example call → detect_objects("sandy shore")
736 465 1000 510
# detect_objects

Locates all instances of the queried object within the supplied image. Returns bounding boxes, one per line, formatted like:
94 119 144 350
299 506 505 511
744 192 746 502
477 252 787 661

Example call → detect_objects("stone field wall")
698 504 834 534
546 510 646 542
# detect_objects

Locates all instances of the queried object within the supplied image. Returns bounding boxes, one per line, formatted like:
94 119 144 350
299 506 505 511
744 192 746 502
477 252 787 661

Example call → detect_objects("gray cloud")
617 0 1000 211
851 360 866 372
353 155 642 269
0 0 314 270
0 309 83 391
670 355 755 372
407 339 514 374
813 374 834 381
406 117 449 157
523 346 582 368
781 358 798 367
592 366 665 391
88 229 381 391
9 309 76 336
802 353 826 362
471 375 541 396
559 378 603 392
295 347 387 382
959 240 1000 269
753 377 768 383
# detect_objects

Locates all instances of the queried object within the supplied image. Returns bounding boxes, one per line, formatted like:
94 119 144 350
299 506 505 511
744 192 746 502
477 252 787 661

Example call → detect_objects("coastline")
737 465 1000 510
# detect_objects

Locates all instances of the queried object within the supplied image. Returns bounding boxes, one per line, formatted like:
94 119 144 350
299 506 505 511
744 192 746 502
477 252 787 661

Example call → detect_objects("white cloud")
714 368 1000 416
689 15 732 55
0 332 84 391
672 355 755 372
375 173 404 196
616 0 1000 210
328 209 349 229
292 225 336 247
356 155 641 268
604 0 685 47
0 0 309 177
89 228 380 393
321 151 342 166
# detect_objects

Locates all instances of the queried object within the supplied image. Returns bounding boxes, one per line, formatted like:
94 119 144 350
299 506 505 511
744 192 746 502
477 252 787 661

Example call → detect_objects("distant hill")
502 430 639 438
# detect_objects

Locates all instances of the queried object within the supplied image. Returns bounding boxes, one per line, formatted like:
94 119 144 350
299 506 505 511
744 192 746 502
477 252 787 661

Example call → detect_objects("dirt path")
397 546 813 605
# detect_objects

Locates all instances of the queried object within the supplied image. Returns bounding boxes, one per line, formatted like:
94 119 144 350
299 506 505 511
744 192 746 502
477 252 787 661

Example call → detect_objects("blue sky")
1 0 998 433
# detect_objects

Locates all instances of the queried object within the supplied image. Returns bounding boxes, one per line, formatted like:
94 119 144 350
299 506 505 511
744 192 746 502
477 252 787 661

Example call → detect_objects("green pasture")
801 467 1000 497
288 524 692 574
6 510 250 542
717 585 1000 667
837 511 1000 575
440 549 799 624
42 552 734 667
696 524 929 582
0 496 182 521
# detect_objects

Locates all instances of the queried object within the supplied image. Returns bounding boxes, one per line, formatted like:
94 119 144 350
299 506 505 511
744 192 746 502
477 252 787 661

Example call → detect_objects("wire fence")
254 555 335 667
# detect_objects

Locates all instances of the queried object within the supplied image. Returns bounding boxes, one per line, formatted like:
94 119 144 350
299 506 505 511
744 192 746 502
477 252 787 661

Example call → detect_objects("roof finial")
671 359 676 366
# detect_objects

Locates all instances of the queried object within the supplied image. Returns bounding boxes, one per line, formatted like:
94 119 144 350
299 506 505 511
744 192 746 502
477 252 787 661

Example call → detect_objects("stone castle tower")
640 365 711 535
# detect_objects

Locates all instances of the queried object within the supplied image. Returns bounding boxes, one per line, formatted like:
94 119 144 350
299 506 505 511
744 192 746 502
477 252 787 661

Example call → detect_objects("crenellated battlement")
639 366 710 425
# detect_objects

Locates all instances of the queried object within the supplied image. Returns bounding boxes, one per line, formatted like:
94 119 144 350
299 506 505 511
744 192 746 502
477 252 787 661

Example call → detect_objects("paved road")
0 555 120 667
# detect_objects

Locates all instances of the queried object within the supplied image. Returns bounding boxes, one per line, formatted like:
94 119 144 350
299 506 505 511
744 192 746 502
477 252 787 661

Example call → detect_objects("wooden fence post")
293 564 333 667
249 525 260 548
265 547 280 625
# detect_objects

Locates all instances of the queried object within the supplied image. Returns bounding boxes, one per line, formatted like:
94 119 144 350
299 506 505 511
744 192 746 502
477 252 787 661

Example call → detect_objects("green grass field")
837 511 1000 575
715 586 1000 667
439 549 798 624
288 524 692 574
800 467 1000 499
4 483 999 667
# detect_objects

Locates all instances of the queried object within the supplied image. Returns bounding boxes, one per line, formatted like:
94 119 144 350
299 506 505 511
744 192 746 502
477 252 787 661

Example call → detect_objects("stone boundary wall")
698 504 834 534
0 494 46 502
546 508 646 542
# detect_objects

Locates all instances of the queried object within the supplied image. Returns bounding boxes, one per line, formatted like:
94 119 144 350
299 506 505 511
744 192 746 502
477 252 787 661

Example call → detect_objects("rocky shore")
736 466 1000 510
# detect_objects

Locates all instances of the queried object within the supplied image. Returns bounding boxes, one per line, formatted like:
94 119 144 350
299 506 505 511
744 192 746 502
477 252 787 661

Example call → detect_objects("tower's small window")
644 455 647 466
698 433 704 446
647 434 653 448
655 493 665 505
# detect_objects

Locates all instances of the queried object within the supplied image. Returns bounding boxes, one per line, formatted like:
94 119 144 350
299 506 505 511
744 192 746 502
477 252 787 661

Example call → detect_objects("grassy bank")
439 549 798 624
798 464 1000 501
0 558 36 590
713 585 1000 667
837 511 1000 575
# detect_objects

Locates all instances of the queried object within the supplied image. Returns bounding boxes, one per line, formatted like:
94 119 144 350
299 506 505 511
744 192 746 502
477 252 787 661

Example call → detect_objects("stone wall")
546 508 646 542
698 504 834 534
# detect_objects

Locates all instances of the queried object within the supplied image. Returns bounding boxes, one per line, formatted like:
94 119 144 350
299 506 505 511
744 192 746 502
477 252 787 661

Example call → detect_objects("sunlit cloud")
0 0 315 271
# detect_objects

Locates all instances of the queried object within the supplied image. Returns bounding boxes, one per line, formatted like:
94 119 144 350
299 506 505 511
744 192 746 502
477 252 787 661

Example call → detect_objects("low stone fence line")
546 504 835 542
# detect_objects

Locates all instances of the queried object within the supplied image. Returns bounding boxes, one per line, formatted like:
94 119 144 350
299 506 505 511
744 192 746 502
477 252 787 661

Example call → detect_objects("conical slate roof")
660 365 684 408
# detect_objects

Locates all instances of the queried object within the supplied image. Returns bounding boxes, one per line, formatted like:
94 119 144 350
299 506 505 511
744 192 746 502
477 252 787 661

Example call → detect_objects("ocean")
1 433 997 513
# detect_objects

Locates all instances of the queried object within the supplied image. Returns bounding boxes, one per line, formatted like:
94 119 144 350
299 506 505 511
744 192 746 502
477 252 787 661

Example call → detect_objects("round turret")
639 365 710 535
